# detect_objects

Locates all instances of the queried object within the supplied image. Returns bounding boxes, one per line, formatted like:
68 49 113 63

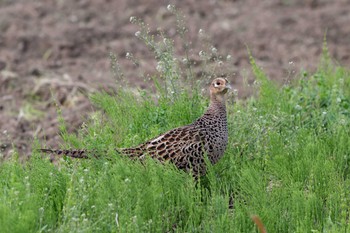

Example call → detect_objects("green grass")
2 56 350 233
1 7 350 232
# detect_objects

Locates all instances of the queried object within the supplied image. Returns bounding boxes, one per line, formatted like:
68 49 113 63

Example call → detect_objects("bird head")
210 77 231 96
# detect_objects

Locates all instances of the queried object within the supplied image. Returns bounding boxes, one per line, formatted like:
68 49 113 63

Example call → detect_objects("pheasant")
40 78 231 176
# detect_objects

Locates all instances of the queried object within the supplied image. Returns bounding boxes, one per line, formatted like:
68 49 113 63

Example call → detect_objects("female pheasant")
40 78 231 176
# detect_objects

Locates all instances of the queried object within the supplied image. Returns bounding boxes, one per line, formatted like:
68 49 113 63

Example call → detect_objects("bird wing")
120 125 205 163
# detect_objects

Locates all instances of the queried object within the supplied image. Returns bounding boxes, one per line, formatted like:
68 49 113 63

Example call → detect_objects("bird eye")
216 82 220 86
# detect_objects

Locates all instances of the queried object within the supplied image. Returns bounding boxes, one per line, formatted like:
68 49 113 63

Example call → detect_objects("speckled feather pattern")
40 78 230 176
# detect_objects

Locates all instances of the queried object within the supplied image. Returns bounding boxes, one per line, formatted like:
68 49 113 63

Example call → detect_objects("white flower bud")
156 61 165 72
167 4 175 12
295 105 302 111
129 16 136 23
126 52 132 59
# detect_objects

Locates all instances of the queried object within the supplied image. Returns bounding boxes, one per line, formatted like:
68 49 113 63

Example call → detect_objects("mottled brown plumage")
40 78 231 176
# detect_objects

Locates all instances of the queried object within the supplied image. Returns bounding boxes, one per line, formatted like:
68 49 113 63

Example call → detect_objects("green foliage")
0 155 67 233
1 7 350 233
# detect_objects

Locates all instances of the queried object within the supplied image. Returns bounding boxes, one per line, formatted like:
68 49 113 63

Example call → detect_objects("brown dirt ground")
0 0 349 158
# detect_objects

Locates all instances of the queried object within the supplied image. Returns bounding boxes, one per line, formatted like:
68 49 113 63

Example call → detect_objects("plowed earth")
0 0 349 158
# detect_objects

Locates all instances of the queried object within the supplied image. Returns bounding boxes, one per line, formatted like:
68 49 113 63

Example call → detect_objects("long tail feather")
38 149 90 158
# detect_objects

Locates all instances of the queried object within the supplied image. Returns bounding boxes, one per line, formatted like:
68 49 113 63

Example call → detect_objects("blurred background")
0 0 349 157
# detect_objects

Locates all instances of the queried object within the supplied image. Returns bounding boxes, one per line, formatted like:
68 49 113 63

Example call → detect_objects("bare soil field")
0 0 349 158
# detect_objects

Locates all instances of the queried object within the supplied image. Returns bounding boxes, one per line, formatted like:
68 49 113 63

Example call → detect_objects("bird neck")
207 93 227 115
